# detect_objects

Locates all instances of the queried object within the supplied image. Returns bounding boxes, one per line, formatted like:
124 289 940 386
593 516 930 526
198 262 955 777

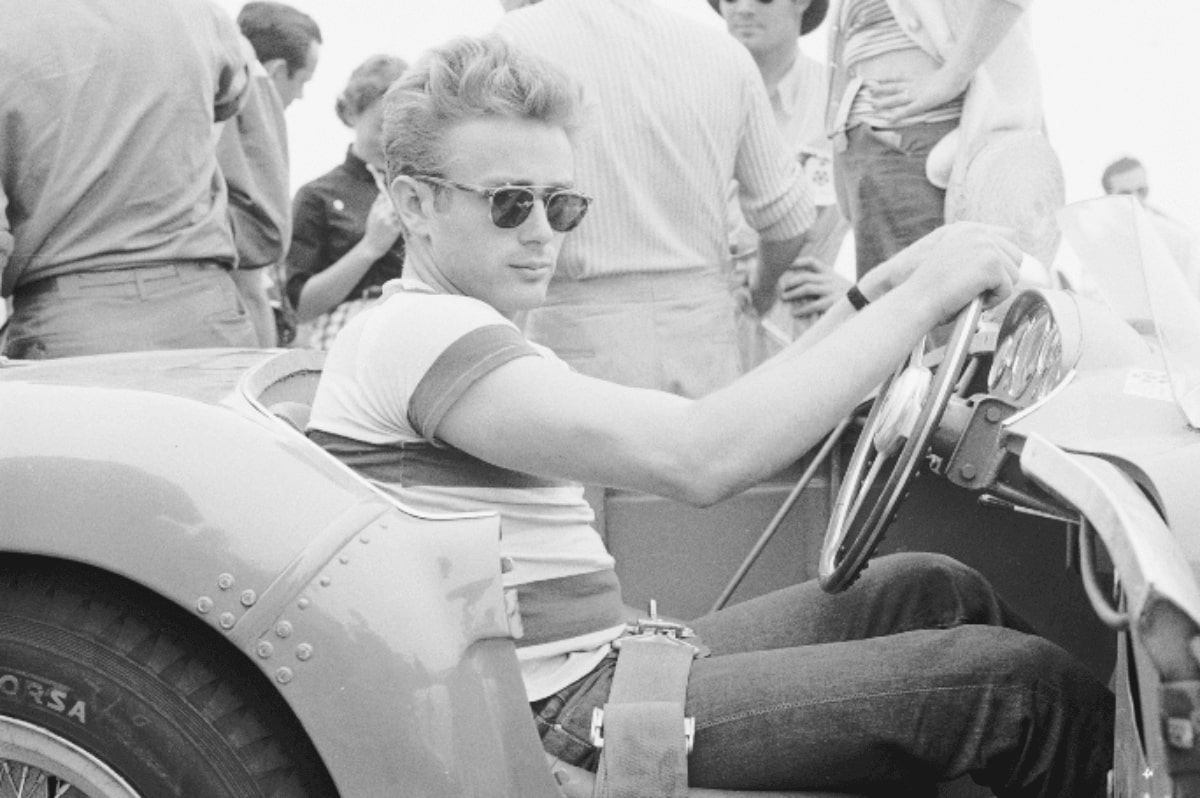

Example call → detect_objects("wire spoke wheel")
1 717 140 797
818 298 982 593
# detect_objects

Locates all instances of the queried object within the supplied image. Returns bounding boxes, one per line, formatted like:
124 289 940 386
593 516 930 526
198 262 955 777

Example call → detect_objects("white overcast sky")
213 0 1200 229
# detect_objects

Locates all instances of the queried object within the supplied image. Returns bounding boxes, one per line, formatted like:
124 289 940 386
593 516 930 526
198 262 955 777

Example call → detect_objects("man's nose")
519 199 555 243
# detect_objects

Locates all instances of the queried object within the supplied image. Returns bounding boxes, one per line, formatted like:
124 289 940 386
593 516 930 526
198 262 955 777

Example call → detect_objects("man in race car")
307 33 1113 797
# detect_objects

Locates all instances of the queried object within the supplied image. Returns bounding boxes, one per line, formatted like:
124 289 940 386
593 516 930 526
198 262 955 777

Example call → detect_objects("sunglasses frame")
412 174 592 232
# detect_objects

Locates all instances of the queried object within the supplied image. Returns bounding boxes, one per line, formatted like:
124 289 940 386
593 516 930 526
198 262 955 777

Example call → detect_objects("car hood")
0 348 277 406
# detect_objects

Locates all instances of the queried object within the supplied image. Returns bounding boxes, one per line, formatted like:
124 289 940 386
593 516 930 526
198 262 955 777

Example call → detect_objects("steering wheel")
818 297 984 593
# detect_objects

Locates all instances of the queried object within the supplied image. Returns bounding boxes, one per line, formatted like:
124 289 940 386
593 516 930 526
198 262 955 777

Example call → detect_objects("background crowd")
2 0 1197 374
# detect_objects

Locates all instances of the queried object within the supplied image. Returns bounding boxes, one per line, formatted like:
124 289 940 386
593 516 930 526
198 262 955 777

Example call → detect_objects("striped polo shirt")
496 0 815 281
307 279 626 700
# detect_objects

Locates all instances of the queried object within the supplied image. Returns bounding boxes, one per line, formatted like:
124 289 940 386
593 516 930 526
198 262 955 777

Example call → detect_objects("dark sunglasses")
413 175 592 233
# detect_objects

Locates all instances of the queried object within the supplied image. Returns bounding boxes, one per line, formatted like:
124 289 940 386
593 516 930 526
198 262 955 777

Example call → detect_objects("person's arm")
869 0 1026 124
734 51 815 314
229 268 276 346
294 192 404 322
0 182 12 277
210 7 250 123
750 235 806 315
436 222 1021 508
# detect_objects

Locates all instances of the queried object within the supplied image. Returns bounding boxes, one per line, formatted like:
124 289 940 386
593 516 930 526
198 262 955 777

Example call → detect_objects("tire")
0 559 337 797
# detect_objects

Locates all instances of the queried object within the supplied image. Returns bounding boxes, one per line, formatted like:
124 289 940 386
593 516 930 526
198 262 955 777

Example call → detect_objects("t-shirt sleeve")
408 323 539 439
310 293 540 446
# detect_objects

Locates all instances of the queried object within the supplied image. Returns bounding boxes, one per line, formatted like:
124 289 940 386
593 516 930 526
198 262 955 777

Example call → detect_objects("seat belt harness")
590 601 707 798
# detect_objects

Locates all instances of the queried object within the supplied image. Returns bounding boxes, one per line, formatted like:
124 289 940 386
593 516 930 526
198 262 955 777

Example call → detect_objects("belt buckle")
616 599 709 658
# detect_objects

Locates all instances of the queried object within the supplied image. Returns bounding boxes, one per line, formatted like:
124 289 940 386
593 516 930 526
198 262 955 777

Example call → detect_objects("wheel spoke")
0 761 82 798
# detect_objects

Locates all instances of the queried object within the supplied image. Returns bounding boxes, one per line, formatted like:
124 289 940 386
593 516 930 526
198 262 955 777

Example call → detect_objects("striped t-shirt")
307 279 626 701
841 0 963 128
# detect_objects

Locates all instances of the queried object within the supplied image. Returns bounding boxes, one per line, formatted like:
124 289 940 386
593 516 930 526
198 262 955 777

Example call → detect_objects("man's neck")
754 43 799 92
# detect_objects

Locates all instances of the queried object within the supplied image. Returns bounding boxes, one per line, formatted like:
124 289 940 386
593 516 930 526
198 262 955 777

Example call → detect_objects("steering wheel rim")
818 297 983 593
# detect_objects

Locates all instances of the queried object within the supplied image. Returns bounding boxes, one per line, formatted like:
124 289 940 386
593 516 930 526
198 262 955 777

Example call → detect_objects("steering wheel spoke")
819 298 984 592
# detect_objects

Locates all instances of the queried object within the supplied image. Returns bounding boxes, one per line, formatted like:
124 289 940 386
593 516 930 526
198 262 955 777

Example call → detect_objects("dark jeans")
532 553 1113 797
834 120 959 279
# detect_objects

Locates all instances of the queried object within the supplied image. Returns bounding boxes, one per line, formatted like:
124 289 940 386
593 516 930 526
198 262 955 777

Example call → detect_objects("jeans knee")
873 551 986 592
869 552 1002 626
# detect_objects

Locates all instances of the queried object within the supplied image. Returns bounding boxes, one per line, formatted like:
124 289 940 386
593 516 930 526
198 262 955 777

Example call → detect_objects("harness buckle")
617 599 709 657
590 707 696 755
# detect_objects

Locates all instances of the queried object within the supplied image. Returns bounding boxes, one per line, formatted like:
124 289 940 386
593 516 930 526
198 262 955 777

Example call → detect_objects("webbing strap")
593 634 697 798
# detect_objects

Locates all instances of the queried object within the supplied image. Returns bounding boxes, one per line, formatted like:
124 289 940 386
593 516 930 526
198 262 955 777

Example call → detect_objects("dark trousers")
533 552 1113 796
834 120 959 279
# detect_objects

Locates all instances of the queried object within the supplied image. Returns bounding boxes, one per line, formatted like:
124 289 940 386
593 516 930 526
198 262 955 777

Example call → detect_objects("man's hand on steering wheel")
818 222 1023 593
865 221 1024 324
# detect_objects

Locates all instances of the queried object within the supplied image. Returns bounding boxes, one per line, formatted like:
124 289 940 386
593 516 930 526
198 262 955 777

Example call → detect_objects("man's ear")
261 58 290 82
390 176 434 241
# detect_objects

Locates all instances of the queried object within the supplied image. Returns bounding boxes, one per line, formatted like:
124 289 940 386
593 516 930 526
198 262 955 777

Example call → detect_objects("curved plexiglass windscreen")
1052 196 1200 428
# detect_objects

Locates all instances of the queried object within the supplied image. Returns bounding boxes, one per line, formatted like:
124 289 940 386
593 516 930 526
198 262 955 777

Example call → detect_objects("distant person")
236 1 323 111
497 0 816 398
0 0 258 359
224 0 325 346
711 0 852 360
285 54 408 350
1101 156 1200 297
826 0 1053 278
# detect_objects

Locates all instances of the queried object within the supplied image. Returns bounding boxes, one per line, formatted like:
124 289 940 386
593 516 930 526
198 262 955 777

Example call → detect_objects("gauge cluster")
987 291 1077 407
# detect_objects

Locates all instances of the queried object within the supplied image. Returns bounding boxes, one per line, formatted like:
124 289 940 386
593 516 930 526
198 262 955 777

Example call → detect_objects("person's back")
1 0 243 292
497 0 813 397
0 0 257 357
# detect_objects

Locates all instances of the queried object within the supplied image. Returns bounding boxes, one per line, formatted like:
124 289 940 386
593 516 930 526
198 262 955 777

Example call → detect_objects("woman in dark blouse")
285 54 407 348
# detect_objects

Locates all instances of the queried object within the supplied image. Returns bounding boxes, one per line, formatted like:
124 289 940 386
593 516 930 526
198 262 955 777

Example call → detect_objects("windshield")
1051 196 1200 428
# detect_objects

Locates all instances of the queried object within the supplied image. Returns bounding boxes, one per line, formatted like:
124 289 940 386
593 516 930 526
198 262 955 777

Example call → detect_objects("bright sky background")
213 0 1200 230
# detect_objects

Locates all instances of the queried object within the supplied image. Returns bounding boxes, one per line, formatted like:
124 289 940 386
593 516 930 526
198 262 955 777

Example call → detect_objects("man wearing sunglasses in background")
306 34 1112 797
495 0 817 399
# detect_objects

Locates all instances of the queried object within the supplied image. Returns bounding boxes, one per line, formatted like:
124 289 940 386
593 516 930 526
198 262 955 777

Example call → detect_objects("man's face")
423 116 576 314
1105 166 1149 205
721 0 808 58
352 102 387 171
271 41 320 109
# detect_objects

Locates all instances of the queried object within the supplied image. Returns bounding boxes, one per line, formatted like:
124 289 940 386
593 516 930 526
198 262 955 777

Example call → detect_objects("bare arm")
437 222 1021 507
295 193 404 321
751 233 806 315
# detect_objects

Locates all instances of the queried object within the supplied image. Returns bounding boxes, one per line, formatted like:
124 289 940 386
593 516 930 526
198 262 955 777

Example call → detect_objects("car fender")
0 380 560 796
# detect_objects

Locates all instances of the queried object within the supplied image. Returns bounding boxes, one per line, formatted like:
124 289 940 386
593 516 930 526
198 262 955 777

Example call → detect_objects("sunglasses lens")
546 192 590 232
490 187 537 229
